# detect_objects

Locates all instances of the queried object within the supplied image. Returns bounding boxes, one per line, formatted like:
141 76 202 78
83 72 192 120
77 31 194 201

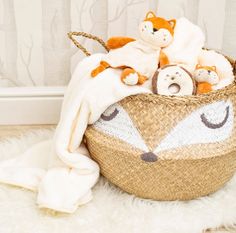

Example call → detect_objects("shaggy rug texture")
0 129 236 233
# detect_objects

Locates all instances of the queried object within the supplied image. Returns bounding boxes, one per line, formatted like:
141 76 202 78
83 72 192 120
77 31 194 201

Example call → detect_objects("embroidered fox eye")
153 28 158 32
201 106 229 129
101 108 119 121
153 101 234 155
94 103 149 152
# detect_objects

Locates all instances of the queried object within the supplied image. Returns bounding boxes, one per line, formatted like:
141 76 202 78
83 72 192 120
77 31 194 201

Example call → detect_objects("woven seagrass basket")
69 32 236 201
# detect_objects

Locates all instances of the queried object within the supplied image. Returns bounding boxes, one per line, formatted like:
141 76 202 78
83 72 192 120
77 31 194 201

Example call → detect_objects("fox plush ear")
168 19 176 29
146 11 156 19
196 64 202 69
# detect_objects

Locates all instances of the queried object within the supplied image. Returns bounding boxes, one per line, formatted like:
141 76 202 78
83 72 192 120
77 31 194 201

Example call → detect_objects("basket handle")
67 31 109 56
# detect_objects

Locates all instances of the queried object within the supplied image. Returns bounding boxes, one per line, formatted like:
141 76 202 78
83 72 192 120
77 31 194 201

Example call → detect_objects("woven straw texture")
70 30 236 201
85 56 236 201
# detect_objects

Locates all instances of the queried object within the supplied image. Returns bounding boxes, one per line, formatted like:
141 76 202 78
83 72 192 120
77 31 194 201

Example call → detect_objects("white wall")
0 0 235 87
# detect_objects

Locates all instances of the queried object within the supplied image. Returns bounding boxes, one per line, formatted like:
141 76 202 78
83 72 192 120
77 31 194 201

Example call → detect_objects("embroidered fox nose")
141 152 158 162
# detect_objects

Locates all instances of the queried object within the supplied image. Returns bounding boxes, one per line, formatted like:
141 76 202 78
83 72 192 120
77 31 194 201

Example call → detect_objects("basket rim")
123 54 236 105
124 77 236 106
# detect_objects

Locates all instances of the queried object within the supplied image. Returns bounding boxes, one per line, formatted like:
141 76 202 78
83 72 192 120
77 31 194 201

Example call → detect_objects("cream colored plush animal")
194 64 219 84
91 11 176 86
152 65 196 96
197 49 234 91
193 65 220 94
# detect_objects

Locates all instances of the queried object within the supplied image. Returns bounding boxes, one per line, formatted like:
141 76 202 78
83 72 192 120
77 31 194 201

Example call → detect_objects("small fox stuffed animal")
193 64 220 94
91 11 176 85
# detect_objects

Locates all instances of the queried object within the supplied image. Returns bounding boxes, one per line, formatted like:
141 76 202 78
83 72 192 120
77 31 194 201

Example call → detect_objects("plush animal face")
139 11 176 48
194 65 219 85
152 65 196 96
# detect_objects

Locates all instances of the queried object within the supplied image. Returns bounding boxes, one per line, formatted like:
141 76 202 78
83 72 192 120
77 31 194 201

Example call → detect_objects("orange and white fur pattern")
194 64 220 94
197 49 234 91
91 11 176 85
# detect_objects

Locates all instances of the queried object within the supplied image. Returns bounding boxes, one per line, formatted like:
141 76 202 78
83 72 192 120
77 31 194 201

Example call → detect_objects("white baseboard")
0 87 65 125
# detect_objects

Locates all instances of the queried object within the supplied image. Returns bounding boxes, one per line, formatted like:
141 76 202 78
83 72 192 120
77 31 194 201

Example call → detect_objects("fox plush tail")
106 37 135 50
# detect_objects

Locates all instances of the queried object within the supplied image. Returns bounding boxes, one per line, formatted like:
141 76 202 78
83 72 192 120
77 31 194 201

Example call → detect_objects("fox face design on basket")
89 100 234 162
85 94 236 201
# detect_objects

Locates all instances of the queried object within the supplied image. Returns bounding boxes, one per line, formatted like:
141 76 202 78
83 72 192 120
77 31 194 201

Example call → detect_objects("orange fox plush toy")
193 64 220 94
91 11 176 85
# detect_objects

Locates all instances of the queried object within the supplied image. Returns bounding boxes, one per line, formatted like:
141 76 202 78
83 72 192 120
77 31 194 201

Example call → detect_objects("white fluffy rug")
0 129 236 233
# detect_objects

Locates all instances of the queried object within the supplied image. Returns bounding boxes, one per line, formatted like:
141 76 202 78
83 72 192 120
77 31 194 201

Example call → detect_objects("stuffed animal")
193 64 220 94
152 65 196 96
197 49 234 91
91 11 176 85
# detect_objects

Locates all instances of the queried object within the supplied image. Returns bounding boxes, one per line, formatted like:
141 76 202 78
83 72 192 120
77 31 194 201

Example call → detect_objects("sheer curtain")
0 0 235 87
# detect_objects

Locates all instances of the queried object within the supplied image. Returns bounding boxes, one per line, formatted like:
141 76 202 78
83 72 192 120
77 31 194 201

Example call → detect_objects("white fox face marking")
154 100 234 154
93 103 149 152
93 100 234 162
